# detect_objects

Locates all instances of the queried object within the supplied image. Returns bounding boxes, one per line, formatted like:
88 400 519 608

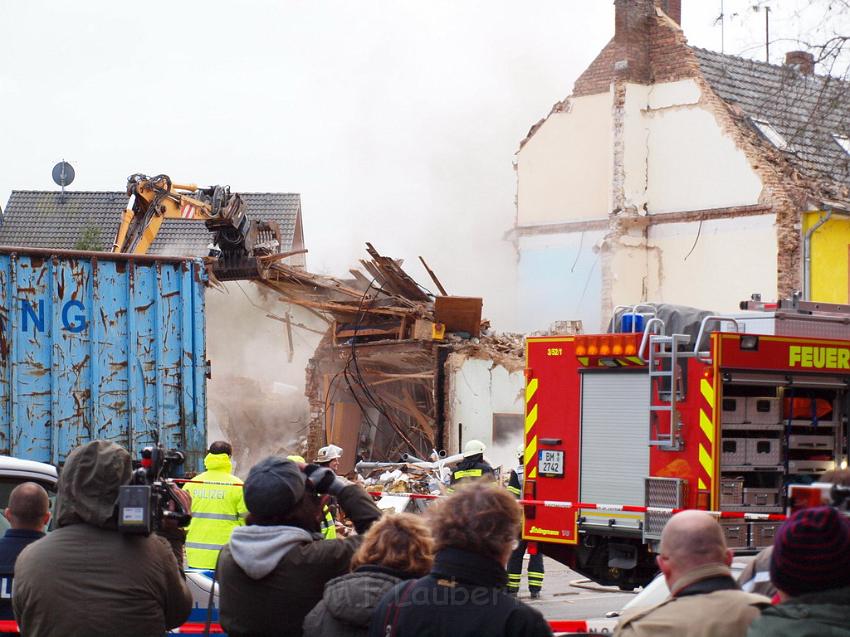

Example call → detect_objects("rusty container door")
0 249 207 470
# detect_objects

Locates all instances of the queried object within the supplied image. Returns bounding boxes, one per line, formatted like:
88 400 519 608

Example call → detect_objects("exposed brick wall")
573 39 619 97
573 1 696 97
649 12 700 83
658 0 681 25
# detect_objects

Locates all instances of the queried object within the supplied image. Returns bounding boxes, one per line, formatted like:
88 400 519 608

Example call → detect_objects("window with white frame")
833 134 850 155
751 118 789 150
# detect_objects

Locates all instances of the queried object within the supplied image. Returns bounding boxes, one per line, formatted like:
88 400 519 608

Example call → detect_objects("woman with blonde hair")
303 512 434 637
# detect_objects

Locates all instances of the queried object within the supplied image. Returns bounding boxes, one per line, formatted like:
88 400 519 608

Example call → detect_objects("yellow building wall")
805 212 850 304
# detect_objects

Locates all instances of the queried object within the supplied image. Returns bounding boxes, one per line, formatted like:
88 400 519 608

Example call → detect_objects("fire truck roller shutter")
580 372 650 530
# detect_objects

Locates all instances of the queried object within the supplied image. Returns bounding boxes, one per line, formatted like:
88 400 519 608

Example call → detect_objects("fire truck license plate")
538 450 564 477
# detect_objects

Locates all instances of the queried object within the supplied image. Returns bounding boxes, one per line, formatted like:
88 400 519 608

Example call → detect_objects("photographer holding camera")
217 456 382 637
12 440 193 637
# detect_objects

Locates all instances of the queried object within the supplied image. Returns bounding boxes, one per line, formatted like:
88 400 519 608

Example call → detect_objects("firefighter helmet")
287 455 306 464
315 444 343 463
462 439 486 458
516 444 524 458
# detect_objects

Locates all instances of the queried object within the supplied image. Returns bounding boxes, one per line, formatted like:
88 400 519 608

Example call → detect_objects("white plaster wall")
622 84 651 211
446 356 524 470
609 232 654 312
648 79 701 110
637 80 763 213
646 215 778 311
516 91 612 225
516 230 604 333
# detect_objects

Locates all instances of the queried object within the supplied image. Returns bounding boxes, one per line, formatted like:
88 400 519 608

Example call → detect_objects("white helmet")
462 439 486 458
516 444 524 458
315 444 343 463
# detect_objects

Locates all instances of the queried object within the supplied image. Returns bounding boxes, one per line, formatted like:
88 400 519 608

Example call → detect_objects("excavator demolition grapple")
112 173 283 280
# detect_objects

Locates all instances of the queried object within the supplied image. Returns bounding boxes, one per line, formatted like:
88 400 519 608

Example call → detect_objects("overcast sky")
1 0 846 329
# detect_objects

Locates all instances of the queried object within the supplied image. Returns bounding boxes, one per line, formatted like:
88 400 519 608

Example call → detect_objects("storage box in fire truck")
523 298 850 589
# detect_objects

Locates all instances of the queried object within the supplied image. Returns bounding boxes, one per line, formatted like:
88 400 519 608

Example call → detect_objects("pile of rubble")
250 243 525 464
359 465 442 496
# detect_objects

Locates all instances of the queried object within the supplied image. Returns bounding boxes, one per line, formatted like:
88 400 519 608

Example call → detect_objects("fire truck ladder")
647 333 691 450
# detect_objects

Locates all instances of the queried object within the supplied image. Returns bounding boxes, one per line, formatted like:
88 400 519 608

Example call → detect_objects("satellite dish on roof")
52 160 75 203
52 161 75 188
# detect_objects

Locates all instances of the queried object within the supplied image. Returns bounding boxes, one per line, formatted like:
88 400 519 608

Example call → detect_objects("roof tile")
0 191 301 256
694 47 850 196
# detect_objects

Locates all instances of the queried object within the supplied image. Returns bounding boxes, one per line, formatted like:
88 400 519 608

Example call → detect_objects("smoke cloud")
205 281 325 475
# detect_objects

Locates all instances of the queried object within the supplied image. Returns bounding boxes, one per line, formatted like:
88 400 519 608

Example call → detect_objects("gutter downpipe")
804 208 832 300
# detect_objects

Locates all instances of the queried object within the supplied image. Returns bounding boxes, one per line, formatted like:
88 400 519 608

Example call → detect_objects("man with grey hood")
217 456 382 637
13 440 193 637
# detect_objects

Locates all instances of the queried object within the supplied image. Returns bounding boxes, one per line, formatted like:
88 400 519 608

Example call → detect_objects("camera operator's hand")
161 484 192 532
304 464 349 496
170 484 192 513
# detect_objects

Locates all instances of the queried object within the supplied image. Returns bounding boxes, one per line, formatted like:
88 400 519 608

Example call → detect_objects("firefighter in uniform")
314 444 345 539
507 444 544 598
183 440 247 571
449 440 496 491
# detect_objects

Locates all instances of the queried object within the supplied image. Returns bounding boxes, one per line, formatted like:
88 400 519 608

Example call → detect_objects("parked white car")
581 558 754 634
0 456 58 532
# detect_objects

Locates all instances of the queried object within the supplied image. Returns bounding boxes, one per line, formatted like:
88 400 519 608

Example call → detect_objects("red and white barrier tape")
370 491 788 521
169 480 787 521
0 621 225 634
0 619 592 634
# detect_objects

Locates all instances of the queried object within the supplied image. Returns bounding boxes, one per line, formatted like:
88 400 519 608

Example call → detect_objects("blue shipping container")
0 248 207 470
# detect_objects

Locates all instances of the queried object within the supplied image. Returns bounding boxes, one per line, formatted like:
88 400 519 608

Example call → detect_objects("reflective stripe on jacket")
448 458 496 492
183 453 248 569
321 505 337 540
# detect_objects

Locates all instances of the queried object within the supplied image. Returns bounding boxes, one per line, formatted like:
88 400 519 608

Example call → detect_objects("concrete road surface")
514 557 640 630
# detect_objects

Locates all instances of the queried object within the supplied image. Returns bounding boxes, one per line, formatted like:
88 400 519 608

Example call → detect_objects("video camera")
788 482 850 515
117 445 192 535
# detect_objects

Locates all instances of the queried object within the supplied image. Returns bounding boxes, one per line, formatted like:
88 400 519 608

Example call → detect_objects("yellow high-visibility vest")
321 505 337 540
183 453 247 569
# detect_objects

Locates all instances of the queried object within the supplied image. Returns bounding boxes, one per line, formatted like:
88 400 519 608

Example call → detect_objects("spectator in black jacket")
369 482 552 637
304 512 434 637
217 457 382 637
0 483 49 621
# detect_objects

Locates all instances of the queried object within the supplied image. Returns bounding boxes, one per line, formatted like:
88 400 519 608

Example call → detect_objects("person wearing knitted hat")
216 456 382 637
747 506 850 637
738 468 850 599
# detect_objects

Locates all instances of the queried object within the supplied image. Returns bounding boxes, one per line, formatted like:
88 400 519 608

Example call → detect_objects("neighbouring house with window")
512 0 850 332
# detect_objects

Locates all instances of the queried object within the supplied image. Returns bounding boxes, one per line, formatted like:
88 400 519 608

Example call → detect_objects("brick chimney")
615 0 681 35
786 50 815 76
613 0 654 83
658 0 681 25
614 0 654 41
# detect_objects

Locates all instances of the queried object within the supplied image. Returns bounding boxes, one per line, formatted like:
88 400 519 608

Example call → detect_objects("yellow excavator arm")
113 173 282 280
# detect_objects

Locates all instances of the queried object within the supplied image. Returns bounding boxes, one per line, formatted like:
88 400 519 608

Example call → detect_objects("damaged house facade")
513 0 850 333
255 245 525 474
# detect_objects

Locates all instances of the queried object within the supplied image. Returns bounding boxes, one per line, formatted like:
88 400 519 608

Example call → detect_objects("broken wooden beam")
418 256 448 296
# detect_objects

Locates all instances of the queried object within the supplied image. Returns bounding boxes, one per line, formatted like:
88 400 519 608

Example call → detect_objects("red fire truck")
522 298 849 589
